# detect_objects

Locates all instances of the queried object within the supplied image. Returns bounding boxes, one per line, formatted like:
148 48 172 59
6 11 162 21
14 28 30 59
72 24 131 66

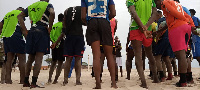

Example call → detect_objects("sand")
0 68 200 90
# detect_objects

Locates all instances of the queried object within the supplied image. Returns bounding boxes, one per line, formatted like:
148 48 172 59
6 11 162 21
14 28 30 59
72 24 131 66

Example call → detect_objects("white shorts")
116 57 122 66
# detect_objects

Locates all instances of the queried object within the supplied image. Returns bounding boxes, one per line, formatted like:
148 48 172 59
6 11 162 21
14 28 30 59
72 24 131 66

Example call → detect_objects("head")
16 7 24 11
174 0 180 3
189 9 196 16
58 13 64 22
154 0 163 9
115 36 119 41
156 10 163 21
40 0 49 2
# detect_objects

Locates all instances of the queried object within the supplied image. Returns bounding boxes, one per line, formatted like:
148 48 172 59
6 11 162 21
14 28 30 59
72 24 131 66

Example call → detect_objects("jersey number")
88 0 107 17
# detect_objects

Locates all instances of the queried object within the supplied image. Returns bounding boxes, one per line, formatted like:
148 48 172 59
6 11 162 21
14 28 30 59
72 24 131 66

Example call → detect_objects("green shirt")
50 22 63 43
1 10 22 38
28 1 48 25
126 0 156 31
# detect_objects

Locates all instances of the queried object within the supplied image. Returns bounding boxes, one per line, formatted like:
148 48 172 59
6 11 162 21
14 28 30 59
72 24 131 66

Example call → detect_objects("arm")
0 22 3 34
145 7 157 28
51 32 65 49
81 7 87 26
109 5 116 20
48 8 55 34
17 12 28 38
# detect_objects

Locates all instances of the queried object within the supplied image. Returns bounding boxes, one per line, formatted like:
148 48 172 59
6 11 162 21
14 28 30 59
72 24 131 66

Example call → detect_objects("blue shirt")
182 6 191 16
81 0 115 22
192 16 200 27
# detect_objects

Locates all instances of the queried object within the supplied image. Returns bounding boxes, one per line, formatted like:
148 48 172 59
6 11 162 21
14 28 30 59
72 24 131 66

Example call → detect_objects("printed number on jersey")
88 0 107 18
174 1 184 15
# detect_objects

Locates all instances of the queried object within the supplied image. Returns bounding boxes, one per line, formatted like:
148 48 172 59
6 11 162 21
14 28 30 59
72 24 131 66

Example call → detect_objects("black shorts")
26 27 50 55
52 39 65 61
86 18 113 46
100 46 116 55
64 35 85 57
153 37 170 57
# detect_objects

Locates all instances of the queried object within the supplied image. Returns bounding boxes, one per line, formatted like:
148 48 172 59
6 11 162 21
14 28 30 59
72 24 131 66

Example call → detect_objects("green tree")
45 55 52 66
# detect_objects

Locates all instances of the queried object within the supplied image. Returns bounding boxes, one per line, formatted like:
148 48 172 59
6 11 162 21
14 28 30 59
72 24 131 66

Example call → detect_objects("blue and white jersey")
81 0 115 22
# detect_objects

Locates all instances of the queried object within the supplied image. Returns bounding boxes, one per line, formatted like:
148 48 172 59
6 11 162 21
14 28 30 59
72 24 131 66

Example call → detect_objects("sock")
31 76 38 85
159 71 164 79
150 71 152 76
187 72 193 81
24 77 29 84
179 73 186 83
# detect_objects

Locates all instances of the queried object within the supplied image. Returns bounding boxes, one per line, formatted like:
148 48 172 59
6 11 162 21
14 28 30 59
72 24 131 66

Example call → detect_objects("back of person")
65 6 83 36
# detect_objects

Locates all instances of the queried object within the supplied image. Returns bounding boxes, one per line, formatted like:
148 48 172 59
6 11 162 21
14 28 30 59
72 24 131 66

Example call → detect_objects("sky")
0 0 200 69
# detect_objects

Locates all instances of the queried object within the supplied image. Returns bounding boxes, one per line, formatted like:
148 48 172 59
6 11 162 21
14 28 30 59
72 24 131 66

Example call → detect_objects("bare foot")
52 81 58 84
153 76 160 83
111 83 118 89
62 81 68 86
47 79 52 84
76 81 82 85
93 83 101 89
140 83 148 89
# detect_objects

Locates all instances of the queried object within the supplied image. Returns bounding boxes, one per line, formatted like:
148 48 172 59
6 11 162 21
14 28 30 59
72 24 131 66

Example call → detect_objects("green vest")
0 10 22 38
50 22 63 43
28 1 48 25
126 0 156 31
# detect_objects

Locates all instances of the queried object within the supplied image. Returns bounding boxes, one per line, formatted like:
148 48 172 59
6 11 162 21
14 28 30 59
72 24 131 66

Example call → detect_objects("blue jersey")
81 0 115 22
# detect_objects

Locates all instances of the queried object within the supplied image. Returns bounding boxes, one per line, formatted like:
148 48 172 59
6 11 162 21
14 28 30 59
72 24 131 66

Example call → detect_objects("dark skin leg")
48 60 57 83
25 54 35 77
91 41 102 89
162 61 167 77
53 60 63 84
196 57 200 66
144 45 160 83
131 40 147 88
74 57 82 85
32 52 44 77
100 53 105 83
163 56 172 73
187 58 191 73
103 45 117 88
5 52 15 84
170 58 178 74
142 48 146 70
63 57 73 86
154 55 163 71
114 55 118 81
174 50 187 73
1 62 6 84
120 66 123 77
17 53 26 84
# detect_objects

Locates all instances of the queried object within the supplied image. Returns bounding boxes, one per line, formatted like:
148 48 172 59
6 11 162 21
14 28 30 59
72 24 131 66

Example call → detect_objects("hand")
144 30 152 38
50 43 57 49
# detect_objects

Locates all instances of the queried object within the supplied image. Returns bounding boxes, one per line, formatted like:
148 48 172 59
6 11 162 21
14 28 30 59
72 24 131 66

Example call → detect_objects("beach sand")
0 68 200 90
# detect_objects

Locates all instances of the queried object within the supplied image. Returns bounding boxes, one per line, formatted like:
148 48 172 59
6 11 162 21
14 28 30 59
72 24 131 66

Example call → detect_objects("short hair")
58 13 64 22
174 0 180 3
157 10 162 15
189 9 196 15
17 7 24 11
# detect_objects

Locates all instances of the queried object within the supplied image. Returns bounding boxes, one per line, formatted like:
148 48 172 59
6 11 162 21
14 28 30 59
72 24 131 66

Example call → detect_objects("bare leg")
17 53 26 84
114 55 118 81
5 52 15 84
144 46 160 83
162 61 167 77
1 62 6 84
74 57 82 85
154 55 165 81
170 58 178 76
63 57 73 86
100 53 105 82
126 49 134 80
163 56 173 80
103 45 117 88
120 66 123 77
132 40 147 88
32 52 44 77
91 41 102 89
48 60 57 83
52 60 63 84
142 48 146 70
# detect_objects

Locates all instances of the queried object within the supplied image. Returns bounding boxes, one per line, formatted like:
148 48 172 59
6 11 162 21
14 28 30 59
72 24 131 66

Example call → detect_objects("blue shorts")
153 37 170 56
169 45 175 58
64 35 85 57
25 26 50 55
192 41 200 59
3 35 25 54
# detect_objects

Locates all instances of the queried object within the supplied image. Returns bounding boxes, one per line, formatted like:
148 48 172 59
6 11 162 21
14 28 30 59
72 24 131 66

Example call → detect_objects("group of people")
0 0 200 89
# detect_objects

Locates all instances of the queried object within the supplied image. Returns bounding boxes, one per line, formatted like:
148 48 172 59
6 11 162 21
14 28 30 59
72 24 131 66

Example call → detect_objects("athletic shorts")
192 41 200 59
100 46 116 55
52 39 65 61
64 35 85 57
3 35 25 54
153 37 170 57
86 18 113 46
169 45 175 58
168 24 191 52
129 30 153 47
116 57 122 66
25 27 50 55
